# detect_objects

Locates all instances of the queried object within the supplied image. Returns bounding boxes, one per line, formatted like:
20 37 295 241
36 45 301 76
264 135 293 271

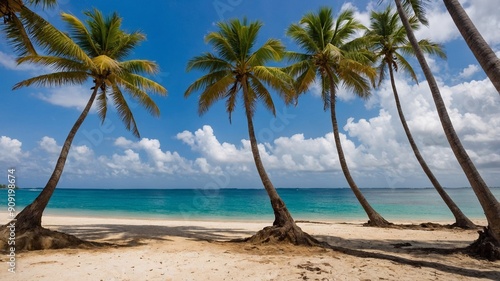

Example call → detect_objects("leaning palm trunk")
14 87 98 231
242 83 318 245
443 0 500 95
388 66 475 229
0 87 98 251
326 69 391 227
395 0 500 260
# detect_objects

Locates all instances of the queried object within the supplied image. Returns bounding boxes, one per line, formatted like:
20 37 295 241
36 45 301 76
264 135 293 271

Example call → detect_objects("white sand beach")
1 215 499 280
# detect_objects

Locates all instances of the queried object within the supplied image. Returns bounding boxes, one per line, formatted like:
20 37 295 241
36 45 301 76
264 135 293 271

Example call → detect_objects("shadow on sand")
48 222 499 280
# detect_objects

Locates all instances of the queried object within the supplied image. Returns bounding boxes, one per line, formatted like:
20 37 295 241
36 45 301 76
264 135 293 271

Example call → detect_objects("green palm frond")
96 87 108 122
225 81 239 123
247 39 285 66
13 71 88 89
205 28 239 63
368 6 445 85
27 0 57 8
61 12 99 57
184 70 232 97
3 9 37 56
120 60 160 75
186 18 291 121
21 8 93 66
13 8 166 138
114 75 161 117
394 52 418 83
110 84 140 137
286 7 374 108
197 73 235 116
17 55 86 72
186 53 233 72
416 39 446 59
249 75 275 115
252 66 293 97
402 0 430 26
119 73 167 95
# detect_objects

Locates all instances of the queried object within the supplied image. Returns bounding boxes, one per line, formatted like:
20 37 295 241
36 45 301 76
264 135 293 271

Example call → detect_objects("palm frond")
17 55 87 72
3 11 37 56
114 75 161 117
247 38 285 66
21 8 93 66
197 73 235 116
13 71 88 89
117 72 167 96
186 53 233 72
110 84 140 138
184 70 232 97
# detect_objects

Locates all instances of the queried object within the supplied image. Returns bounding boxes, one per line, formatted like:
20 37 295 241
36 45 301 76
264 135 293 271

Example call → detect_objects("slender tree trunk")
241 79 294 227
14 87 99 231
443 0 500 95
325 68 391 227
388 65 475 229
395 0 500 245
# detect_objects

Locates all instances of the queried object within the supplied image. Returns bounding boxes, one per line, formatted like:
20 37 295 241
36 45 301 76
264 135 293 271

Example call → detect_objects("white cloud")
0 136 27 163
0 51 40 72
458 64 480 79
39 136 61 154
35 85 95 111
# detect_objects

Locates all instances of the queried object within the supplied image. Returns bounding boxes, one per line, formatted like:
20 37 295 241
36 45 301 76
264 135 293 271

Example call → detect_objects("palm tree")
367 6 476 229
395 0 500 259
442 0 500 95
1 0 57 56
185 18 318 245
1 9 166 250
286 7 391 227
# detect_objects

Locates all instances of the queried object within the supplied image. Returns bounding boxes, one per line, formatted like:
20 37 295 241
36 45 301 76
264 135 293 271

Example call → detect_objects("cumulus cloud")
0 136 27 163
458 64 480 79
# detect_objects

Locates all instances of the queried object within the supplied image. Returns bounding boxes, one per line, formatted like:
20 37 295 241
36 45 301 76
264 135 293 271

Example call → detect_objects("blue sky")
0 0 499 189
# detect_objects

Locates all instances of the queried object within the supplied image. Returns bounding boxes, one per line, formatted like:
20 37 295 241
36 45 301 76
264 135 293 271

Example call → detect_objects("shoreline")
1 214 497 280
2 211 488 226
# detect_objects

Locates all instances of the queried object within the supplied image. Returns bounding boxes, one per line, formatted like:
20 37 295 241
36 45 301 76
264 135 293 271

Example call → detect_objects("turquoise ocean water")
1 188 499 222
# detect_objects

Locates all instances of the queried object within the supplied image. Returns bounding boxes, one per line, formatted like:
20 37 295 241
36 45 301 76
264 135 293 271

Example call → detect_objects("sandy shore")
0 215 498 280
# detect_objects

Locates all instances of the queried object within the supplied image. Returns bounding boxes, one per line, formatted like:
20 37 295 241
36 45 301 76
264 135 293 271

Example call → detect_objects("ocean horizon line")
19 186 499 191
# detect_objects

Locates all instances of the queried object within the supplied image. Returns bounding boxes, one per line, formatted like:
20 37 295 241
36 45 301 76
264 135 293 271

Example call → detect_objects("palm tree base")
0 225 103 251
363 217 393 228
467 226 500 261
241 222 322 246
451 219 477 230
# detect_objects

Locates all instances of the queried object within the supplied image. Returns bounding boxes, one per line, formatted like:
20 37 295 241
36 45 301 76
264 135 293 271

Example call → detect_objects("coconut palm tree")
1 8 167 250
1 0 57 56
286 7 390 227
395 0 500 259
442 0 500 95
367 6 476 229
185 18 318 245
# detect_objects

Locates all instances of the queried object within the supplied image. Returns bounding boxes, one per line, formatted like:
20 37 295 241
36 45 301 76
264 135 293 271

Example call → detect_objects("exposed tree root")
239 223 323 247
363 219 393 228
450 220 477 230
467 227 500 261
0 226 106 252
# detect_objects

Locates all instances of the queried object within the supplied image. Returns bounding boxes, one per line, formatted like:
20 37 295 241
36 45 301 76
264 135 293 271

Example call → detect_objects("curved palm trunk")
395 0 500 247
240 80 318 246
241 83 294 227
325 69 391 227
388 65 475 229
14 87 99 231
443 0 500 95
